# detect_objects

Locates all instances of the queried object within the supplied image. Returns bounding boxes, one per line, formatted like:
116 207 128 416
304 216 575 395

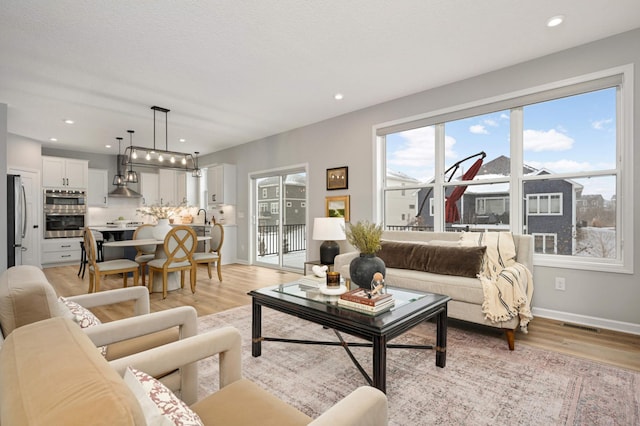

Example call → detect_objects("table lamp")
312 217 346 265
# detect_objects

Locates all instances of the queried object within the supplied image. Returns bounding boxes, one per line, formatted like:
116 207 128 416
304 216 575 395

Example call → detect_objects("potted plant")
345 221 386 288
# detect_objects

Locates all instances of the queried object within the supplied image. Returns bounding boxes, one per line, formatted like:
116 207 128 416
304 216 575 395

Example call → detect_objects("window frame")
375 65 634 274
527 193 563 216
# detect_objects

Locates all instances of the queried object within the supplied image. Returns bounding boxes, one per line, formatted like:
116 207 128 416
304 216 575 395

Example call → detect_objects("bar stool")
78 230 104 278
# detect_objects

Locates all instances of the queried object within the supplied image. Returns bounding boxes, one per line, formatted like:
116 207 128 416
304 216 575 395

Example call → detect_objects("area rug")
197 305 639 425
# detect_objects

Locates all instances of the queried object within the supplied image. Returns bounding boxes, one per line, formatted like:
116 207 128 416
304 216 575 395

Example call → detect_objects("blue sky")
386 87 617 198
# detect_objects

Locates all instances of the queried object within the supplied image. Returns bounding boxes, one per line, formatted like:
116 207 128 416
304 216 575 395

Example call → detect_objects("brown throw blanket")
461 232 534 332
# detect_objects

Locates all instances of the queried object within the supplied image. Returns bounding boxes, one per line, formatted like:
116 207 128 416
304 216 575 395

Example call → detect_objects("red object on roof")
445 157 484 223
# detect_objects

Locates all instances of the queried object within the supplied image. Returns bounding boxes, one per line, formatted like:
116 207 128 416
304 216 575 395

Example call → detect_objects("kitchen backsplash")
87 198 236 226
87 198 141 225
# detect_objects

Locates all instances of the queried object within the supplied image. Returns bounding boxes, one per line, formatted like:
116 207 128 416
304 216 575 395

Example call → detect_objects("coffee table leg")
372 335 387 393
252 299 262 357
436 304 447 368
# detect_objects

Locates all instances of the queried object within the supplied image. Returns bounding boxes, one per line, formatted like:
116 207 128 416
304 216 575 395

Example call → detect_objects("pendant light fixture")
123 106 196 172
192 151 202 178
112 137 126 185
125 130 139 183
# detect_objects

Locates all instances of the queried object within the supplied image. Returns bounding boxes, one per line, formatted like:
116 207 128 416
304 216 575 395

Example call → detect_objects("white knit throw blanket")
461 232 534 332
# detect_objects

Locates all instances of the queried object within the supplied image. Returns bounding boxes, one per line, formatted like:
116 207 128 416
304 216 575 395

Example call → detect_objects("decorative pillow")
377 241 486 278
59 297 107 357
124 366 204 426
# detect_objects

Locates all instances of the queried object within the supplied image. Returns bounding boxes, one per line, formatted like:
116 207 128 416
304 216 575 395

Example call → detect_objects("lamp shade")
312 217 346 241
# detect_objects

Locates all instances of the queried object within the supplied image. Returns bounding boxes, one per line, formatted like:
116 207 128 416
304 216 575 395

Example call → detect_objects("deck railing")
257 224 306 256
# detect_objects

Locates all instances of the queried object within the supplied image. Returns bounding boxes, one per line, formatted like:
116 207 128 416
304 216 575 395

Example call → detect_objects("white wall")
201 28 640 330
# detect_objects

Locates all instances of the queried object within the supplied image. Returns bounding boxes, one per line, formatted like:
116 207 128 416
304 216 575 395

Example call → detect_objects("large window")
378 67 633 272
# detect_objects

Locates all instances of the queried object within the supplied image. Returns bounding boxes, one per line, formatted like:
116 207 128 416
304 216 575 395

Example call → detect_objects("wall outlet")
555 277 566 291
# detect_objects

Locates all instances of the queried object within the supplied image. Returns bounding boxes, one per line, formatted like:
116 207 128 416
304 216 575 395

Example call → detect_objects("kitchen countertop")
90 223 214 232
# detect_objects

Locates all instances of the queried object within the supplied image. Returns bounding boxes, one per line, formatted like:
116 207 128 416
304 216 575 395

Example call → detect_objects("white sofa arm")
334 251 359 275
109 326 242 405
309 386 388 426
66 286 151 316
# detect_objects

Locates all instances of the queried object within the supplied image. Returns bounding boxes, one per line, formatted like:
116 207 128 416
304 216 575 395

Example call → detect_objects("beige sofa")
334 231 533 350
0 314 388 425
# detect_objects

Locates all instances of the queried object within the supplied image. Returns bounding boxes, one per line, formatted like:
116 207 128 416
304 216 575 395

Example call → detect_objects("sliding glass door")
253 168 307 270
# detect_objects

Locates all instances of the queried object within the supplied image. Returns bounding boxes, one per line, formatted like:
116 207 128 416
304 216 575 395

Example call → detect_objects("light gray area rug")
197 305 639 425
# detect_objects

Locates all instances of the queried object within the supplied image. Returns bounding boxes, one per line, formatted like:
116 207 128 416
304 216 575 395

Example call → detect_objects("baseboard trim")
532 307 640 336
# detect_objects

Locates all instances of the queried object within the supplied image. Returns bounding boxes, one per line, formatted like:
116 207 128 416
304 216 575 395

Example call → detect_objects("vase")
152 218 173 241
349 253 386 289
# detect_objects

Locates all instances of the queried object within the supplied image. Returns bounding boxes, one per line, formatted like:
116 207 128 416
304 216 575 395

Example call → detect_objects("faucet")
197 209 208 225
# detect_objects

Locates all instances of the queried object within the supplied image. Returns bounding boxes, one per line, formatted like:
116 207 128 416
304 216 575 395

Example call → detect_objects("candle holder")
326 271 341 288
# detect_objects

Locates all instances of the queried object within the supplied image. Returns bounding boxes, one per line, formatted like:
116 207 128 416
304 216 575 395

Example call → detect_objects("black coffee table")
249 282 451 393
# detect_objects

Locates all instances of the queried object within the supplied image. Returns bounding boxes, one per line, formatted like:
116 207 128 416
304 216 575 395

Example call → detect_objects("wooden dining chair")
193 223 224 281
147 226 197 299
133 224 156 287
84 227 140 293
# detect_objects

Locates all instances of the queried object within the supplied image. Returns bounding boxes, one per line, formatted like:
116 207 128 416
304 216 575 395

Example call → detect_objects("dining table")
103 236 212 294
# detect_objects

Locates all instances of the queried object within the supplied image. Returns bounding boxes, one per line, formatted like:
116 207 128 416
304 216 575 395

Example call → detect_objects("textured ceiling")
1 1 640 156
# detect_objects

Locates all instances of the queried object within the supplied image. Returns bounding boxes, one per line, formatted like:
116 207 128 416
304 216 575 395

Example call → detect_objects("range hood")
109 155 142 198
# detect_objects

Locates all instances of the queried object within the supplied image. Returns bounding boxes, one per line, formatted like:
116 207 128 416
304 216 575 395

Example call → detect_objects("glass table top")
271 281 429 315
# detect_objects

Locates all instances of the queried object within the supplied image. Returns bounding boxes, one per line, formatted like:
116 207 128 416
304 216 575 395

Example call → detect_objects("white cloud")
469 124 488 134
500 113 509 120
523 129 574 152
388 127 436 168
387 127 456 181
484 119 498 127
591 118 613 130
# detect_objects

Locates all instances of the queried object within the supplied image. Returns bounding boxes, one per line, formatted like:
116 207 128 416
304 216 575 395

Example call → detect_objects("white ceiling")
2 1 640 157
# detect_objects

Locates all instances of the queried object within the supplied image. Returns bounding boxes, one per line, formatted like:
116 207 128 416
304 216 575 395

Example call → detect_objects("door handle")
21 246 28 252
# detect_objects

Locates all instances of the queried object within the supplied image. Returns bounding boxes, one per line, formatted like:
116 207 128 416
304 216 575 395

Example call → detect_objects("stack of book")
337 288 395 314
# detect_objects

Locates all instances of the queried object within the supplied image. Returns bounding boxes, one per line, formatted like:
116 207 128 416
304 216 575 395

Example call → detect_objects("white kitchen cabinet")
158 169 177 205
42 156 88 189
206 163 236 205
41 238 82 266
140 172 159 206
140 170 197 206
87 169 109 207
178 172 198 205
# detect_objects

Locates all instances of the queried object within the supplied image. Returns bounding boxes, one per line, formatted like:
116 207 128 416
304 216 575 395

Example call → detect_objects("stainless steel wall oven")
44 190 86 238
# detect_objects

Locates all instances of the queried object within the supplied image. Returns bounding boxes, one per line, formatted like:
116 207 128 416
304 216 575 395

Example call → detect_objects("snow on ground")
575 227 616 259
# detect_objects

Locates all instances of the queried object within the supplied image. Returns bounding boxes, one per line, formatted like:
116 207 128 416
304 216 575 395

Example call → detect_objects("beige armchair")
0 265 196 365
1 316 389 425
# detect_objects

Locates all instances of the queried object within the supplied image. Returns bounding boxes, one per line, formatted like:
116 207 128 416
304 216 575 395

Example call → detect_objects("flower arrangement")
136 203 185 220
345 220 383 254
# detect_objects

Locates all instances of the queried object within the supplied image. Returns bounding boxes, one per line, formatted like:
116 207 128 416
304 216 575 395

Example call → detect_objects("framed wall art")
326 166 348 190
325 195 350 222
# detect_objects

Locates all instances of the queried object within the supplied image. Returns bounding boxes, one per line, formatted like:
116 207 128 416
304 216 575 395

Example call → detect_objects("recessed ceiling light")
49 137 58 142
63 119 75 124
546 15 564 28
334 93 344 101
105 144 111 148
179 138 186 143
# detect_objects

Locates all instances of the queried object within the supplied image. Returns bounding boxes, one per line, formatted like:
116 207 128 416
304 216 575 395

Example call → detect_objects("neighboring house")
413 156 588 255
385 170 422 228
257 174 307 227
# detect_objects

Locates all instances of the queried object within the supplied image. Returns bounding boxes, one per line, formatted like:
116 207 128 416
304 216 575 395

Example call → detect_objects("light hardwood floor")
44 263 640 372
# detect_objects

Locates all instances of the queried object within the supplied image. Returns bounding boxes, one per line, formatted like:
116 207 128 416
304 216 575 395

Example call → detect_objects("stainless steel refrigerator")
7 174 26 267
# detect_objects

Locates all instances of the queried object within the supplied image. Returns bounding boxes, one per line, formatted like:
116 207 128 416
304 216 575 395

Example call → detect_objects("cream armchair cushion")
0 265 69 338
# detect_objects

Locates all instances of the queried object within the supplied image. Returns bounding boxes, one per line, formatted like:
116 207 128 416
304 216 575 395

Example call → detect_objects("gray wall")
0 104 7 271
201 28 640 328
